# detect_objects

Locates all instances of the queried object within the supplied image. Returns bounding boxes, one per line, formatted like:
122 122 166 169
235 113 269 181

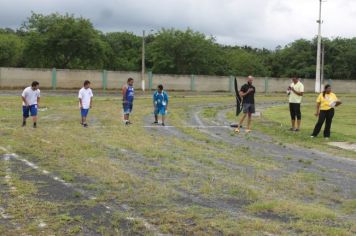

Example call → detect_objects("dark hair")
31 81 39 87
158 84 163 90
127 78 134 82
323 84 331 98
84 80 90 86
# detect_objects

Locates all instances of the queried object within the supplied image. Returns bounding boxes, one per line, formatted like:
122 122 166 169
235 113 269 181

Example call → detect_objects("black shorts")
242 103 255 114
289 103 301 120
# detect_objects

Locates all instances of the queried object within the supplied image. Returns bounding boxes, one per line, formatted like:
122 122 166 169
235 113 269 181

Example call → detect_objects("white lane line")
3 154 16 192
0 147 167 235
0 207 12 220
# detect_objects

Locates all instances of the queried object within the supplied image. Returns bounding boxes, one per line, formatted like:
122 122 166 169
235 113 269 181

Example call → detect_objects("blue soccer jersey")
153 91 168 107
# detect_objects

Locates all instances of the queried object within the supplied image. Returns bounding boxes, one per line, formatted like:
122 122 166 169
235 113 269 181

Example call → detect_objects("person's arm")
291 87 304 96
78 91 83 108
315 103 321 116
21 96 28 106
21 90 28 106
122 86 127 103
335 94 342 106
239 86 251 97
153 93 156 107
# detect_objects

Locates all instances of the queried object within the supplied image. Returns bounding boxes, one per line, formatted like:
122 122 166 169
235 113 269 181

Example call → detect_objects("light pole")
315 0 323 93
141 30 146 92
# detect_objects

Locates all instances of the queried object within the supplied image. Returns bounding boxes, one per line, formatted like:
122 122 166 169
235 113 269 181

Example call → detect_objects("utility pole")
321 42 325 86
315 0 323 93
141 30 146 91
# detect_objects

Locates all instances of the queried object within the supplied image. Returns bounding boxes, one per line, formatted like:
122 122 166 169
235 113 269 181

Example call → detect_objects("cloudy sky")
0 0 355 49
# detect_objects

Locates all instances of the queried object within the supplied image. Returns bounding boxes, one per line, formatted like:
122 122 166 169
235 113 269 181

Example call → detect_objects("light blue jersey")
153 91 168 108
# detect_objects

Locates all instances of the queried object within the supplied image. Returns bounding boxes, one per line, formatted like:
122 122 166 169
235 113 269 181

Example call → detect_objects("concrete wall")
1 67 355 93
0 67 52 88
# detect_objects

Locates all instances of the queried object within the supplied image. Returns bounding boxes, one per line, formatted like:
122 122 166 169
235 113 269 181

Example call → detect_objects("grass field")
0 91 355 235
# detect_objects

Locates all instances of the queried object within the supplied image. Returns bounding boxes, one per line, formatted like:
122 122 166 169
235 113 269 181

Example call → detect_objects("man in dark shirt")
235 75 256 133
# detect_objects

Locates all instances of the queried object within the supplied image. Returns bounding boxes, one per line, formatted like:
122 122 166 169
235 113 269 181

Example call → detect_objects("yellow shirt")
289 81 304 103
316 92 338 110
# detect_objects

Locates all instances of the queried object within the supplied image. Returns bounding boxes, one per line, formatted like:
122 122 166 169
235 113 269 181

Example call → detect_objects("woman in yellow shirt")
311 84 342 138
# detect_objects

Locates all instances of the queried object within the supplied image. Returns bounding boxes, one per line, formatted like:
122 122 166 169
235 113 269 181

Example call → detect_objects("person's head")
127 78 134 86
83 80 91 89
31 81 39 90
157 84 163 93
247 75 254 85
292 77 299 84
323 84 332 97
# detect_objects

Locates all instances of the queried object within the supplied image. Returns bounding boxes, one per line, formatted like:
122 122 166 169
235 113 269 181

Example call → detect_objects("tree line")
1 13 356 80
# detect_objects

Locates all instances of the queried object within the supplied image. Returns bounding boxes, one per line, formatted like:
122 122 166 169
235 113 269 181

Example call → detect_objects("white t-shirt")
78 88 93 109
288 81 304 104
22 86 40 106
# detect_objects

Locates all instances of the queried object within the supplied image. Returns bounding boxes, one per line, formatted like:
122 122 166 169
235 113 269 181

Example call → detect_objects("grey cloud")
0 0 355 49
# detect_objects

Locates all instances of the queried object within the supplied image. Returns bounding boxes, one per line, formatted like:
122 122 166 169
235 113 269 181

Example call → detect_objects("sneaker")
22 121 26 127
310 135 315 138
125 121 130 125
152 121 159 125
245 129 252 133
294 129 300 132
83 123 88 128
289 128 295 131
33 123 37 128
234 127 240 133
162 123 165 126
324 137 329 140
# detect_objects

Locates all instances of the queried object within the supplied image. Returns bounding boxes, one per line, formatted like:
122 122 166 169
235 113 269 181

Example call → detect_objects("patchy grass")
0 92 355 235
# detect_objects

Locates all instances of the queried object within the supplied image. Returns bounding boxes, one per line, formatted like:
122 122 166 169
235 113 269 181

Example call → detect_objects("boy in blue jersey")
122 78 135 125
153 84 169 126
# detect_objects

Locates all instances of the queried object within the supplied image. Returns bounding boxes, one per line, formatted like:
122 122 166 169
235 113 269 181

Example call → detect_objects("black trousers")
289 103 301 120
312 109 335 138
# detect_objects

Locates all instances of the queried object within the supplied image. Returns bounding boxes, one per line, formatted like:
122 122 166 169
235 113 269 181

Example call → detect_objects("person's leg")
289 103 296 130
311 110 326 137
323 109 334 138
247 113 252 130
153 107 159 123
22 106 29 126
296 104 301 130
161 115 165 125
238 113 247 127
30 105 38 128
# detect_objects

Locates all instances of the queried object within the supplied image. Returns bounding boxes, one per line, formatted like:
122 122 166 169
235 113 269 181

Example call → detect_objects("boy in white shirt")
78 80 93 128
21 81 40 128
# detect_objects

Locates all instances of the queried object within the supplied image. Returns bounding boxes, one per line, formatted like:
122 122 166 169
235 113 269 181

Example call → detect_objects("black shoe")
162 123 165 126
153 121 159 125
125 121 130 125
22 121 26 127
83 123 88 128
33 123 37 128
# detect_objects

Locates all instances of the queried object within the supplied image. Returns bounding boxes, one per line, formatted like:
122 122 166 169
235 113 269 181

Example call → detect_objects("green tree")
147 28 223 75
21 12 109 69
0 33 24 67
103 32 141 71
